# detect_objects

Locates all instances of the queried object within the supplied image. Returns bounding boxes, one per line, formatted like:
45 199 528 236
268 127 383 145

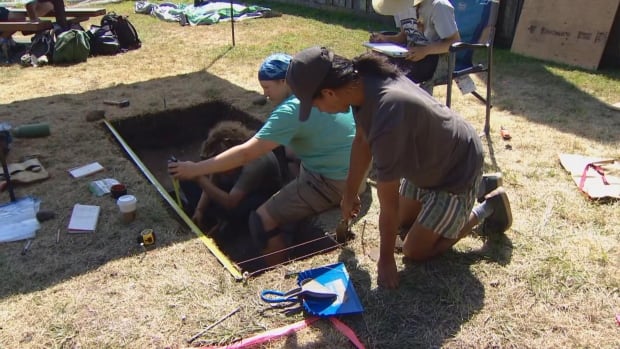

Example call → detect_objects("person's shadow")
323 234 511 348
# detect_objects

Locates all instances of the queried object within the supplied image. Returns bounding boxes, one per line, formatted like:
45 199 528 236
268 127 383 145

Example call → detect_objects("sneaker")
478 172 503 203
482 187 512 235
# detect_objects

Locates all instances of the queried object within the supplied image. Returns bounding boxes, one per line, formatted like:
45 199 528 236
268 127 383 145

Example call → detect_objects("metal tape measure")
138 229 156 246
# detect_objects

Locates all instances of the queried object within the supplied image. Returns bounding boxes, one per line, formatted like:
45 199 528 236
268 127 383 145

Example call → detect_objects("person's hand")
377 256 399 289
369 32 386 43
406 46 429 62
340 194 361 221
168 161 200 180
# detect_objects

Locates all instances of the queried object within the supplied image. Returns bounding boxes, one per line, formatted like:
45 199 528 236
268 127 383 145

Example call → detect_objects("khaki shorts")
263 165 345 225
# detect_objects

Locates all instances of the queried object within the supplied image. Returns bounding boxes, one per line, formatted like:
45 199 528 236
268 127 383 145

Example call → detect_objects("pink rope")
198 316 365 349
199 317 319 349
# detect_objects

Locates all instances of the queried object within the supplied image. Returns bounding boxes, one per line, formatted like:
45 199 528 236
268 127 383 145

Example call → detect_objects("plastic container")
110 184 127 199
12 123 51 138
117 195 137 223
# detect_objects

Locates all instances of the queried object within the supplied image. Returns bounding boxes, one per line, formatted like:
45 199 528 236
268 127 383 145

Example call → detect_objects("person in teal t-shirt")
169 53 355 265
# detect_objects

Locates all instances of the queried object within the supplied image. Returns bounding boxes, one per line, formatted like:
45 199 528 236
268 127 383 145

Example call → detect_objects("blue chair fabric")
446 0 499 135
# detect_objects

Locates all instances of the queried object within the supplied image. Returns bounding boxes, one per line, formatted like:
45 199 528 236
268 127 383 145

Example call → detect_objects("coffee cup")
117 195 137 223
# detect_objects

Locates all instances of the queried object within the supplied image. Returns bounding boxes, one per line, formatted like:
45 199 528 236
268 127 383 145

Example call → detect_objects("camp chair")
445 0 499 135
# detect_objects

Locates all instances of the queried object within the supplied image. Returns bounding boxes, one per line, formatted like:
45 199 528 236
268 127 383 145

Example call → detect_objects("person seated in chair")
24 0 68 29
369 0 459 95
179 121 283 237
169 53 356 266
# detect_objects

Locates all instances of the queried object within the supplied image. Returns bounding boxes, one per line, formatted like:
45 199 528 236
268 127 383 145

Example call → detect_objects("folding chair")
446 0 499 135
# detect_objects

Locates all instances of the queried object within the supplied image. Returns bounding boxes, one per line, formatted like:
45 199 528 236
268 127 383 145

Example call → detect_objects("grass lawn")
0 1 619 348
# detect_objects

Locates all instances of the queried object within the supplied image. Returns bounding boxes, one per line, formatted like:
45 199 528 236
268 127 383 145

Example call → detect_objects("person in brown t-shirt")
286 46 512 289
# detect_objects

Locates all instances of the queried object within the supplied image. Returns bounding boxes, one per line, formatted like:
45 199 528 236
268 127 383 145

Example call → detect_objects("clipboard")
362 42 409 58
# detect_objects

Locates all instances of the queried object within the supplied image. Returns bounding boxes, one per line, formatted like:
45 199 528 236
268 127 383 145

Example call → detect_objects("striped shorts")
399 172 481 239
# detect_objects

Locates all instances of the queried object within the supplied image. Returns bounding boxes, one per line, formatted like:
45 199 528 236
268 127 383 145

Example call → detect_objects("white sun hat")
372 0 424 15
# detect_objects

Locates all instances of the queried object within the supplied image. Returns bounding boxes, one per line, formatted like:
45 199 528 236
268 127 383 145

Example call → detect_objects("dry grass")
1 1 619 348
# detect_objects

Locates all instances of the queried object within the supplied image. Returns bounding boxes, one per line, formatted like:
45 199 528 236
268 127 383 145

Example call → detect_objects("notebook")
362 42 409 58
67 204 101 233
69 162 104 178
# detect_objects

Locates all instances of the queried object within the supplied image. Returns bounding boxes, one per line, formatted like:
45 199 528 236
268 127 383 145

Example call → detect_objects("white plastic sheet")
0 196 40 243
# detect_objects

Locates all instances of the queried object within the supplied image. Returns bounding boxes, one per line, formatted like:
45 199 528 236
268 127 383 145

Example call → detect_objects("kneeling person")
180 121 283 236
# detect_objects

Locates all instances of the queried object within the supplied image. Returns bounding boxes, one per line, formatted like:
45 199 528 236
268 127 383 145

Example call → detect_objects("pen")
21 239 33 255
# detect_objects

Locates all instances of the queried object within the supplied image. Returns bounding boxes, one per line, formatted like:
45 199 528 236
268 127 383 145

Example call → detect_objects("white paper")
69 162 104 178
67 204 100 233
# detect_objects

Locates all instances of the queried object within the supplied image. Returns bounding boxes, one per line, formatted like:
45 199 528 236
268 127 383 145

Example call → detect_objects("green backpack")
53 29 90 64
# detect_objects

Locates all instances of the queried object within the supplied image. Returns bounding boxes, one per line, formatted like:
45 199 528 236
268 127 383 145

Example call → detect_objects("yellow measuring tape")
171 177 182 208
104 120 243 280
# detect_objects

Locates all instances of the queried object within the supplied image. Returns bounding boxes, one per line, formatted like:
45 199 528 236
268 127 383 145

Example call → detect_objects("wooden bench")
0 20 53 33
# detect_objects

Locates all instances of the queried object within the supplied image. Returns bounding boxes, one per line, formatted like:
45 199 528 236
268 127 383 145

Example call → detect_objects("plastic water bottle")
12 123 50 138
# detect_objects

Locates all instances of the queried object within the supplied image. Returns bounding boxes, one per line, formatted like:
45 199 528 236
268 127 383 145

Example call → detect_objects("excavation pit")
108 101 339 275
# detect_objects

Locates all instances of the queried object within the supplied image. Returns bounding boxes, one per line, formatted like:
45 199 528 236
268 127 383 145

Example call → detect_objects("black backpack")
88 25 120 55
101 12 141 50
29 29 55 59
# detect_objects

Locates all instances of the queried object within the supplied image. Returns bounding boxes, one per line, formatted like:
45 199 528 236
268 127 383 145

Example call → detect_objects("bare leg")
45 0 67 28
401 212 480 261
262 234 287 266
25 2 39 21
253 205 287 266
398 195 421 230
256 205 278 232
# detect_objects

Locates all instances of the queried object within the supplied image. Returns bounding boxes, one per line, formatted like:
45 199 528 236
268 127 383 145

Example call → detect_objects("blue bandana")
258 53 292 81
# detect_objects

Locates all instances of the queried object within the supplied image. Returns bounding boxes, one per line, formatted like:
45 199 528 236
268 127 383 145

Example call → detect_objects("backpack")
87 25 120 55
53 29 91 64
29 30 55 59
101 12 141 50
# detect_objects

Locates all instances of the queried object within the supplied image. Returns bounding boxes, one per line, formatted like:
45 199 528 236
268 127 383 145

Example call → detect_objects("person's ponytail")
352 52 400 78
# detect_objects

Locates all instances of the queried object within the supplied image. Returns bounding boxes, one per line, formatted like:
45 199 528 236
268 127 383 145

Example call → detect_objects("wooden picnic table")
0 8 105 35
6 7 106 18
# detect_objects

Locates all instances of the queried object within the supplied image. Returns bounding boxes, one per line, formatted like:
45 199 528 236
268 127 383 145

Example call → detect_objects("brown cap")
285 46 334 121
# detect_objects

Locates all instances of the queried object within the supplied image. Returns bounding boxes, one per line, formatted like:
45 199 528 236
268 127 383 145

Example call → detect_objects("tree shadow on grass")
259 0 620 144
491 49 620 143
0 69 275 300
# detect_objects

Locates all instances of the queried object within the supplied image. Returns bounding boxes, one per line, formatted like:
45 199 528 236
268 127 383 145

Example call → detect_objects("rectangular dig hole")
108 101 338 276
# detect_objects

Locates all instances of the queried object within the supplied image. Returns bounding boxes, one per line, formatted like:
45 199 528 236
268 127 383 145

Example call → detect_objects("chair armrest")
449 42 489 52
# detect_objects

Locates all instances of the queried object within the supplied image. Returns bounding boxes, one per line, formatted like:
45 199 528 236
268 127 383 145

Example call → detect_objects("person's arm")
196 176 246 210
406 31 460 61
369 30 407 46
375 179 401 289
168 137 279 180
407 3 460 62
192 188 210 227
341 125 371 220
